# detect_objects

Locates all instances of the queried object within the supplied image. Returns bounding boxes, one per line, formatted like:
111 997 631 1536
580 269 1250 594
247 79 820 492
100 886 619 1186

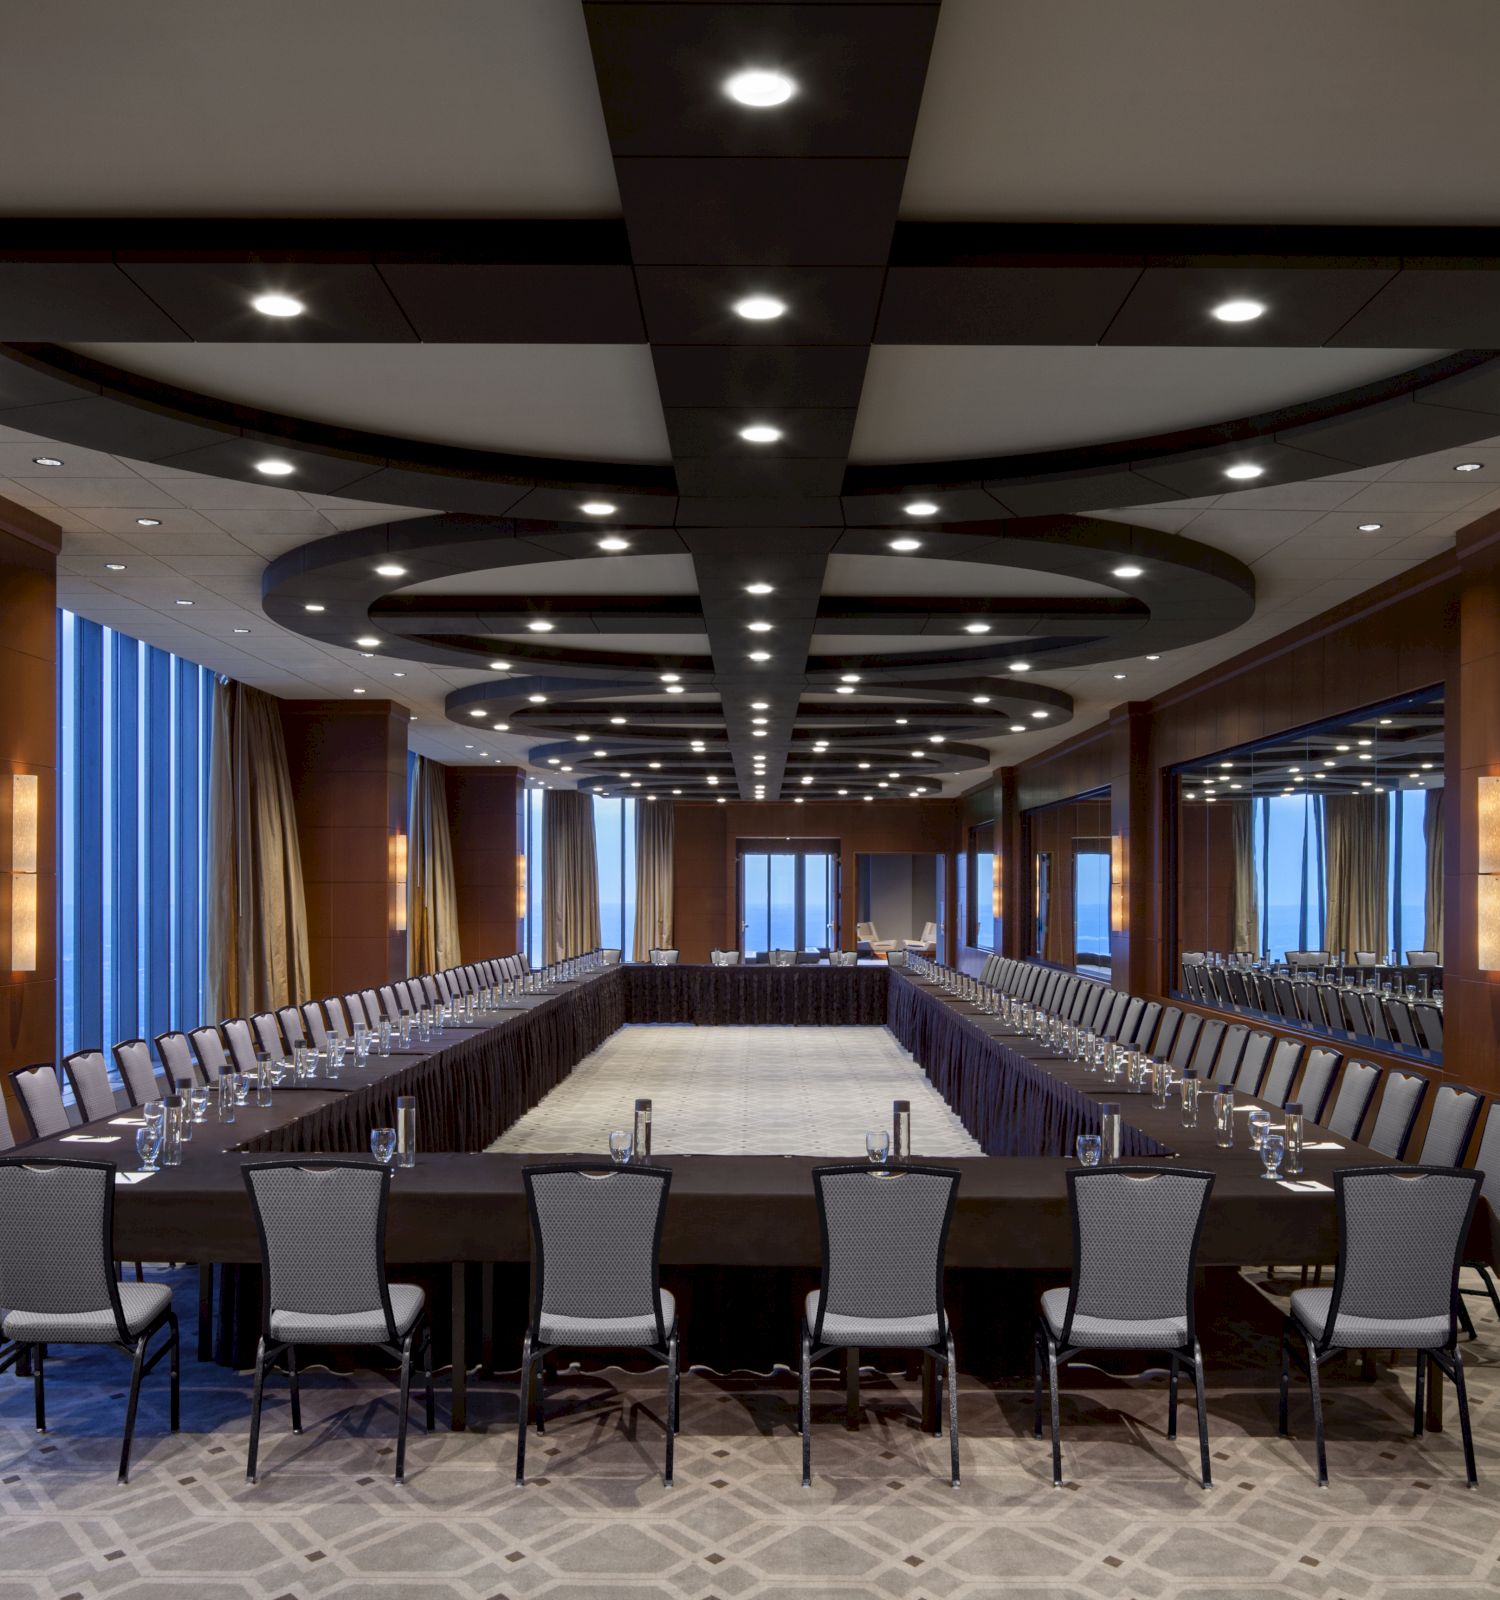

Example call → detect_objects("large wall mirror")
1024 788 1113 976
1172 686 1444 1059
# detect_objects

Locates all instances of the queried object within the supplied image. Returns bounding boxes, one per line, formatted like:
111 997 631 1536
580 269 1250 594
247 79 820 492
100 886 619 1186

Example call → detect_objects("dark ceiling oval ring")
5 343 1500 522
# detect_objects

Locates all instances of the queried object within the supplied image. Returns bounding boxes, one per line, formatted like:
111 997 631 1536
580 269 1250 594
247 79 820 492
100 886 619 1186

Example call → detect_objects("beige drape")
1424 786 1445 957
408 755 461 975
1231 798 1259 954
1324 793 1390 959
544 789 600 961
632 797 674 958
207 678 310 1017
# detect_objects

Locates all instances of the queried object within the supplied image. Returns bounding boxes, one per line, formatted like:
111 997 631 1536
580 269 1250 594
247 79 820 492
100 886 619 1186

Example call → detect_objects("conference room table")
20 962 1491 1431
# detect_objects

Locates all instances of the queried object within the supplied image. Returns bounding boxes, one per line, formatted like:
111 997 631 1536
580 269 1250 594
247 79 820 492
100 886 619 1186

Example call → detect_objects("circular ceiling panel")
405 553 699 598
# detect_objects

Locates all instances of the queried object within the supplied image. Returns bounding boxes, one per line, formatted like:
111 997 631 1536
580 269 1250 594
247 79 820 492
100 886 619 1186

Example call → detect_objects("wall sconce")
11 773 37 972
1109 831 1125 941
1479 776 1500 970
515 851 527 923
391 831 408 934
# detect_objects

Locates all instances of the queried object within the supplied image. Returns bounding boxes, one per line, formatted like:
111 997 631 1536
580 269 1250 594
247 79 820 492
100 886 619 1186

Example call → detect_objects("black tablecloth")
623 962 889 1026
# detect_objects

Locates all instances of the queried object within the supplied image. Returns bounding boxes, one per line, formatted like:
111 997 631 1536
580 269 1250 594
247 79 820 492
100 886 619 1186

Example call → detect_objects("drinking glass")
1260 1133 1286 1180
1247 1108 1271 1150
136 1125 162 1173
232 1071 250 1105
142 1099 165 1131
370 1127 398 1166
865 1129 891 1165
1214 1089 1234 1148
327 1042 345 1080
188 1086 210 1123
608 1129 633 1164
1075 1134 1103 1168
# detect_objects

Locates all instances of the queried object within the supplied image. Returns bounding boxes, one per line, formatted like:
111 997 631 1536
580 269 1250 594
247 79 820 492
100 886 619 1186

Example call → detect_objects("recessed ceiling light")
469 709 488 718
527 619 555 632
1379 717 1393 725
580 501 616 516
104 562 127 571
744 581 774 596
747 621 772 633
352 687 366 695
963 622 991 634
1113 673 1126 680
1357 523 1382 533
732 294 786 321
751 701 768 710
835 685 855 695
255 459 295 476
665 684 685 694
1146 654 1161 661
904 501 938 517
1010 723 1026 733
1210 298 1266 323
894 717 908 725
610 716 627 725
251 291 305 318
488 659 511 671
749 650 771 662
135 517 161 527
752 728 767 737
864 795 873 803
858 762 871 770
375 563 407 578
1111 564 1144 579
929 734 945 744
1455 462 1483 472
972 695 990 705
739 424 781 444
888 537 922 553
233 627 250 634
594 749 607 757
528 693 547 704
724 68 796 107
355 635 380 648
174 598 194 606
1031 710 1049 719
1223 463 1264 481
649 762 661 770
597 536 631 552
304 602 325 613
547 758 561 766
660 672 681 683
1009 660 1031 673
840 673 861 684
31 456 62 467
751 716 767 725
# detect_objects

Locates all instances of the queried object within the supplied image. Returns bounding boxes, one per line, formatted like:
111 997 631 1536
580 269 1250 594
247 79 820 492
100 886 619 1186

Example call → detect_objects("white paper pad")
61 1134 120 1144
115 1170 156 1184
1302 1141 1343 1150
1278 1179 1333 1194
109 1116 147 1126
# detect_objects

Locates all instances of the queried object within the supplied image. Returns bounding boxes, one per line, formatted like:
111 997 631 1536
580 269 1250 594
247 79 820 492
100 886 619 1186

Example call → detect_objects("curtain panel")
207 679 310 1017
1424 786 1445 957
408 755 462 975
544 789 601 961
632 797 674 958
1323 792 1390 959
1230 798 1259 954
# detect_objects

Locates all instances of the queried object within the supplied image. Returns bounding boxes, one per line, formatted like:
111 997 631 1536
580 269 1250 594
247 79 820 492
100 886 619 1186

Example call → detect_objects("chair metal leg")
1277 1322 1291 1437
168 1312 180 1433
1414 1351 1426 1437
1458 1297 1478 1342
423 1328 435 1432
1191 1340 1212 1490
533 1351 545 1434
247 1337 268 1484
1479 1265 1500 1322
118 1335 147 1485
800 1327 812 1488
1451 1346 1478 1488
31 1344 44 1433
515 1335 533 1486
395 1333 413 1485
945 1334 960 1489
1046 1340 1063 1487
1167 1352 1180 1441
845 1346 859 1430
664 1328 678 1489
1305 1338 1328 1487
1031 1330 1043 1439
287 1343 302 1434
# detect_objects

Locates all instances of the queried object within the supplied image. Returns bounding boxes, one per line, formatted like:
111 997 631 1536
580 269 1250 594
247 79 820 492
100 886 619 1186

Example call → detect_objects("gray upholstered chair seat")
1040 1287 1188 1351
1289 1287 1449 1350
541 1288 675 1348
805 1290 939 1349
3 1281 171 1345
269 1282 424 1346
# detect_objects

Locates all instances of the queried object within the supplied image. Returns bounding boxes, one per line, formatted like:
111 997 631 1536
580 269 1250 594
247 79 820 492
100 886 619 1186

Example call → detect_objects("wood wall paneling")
445 764 524 960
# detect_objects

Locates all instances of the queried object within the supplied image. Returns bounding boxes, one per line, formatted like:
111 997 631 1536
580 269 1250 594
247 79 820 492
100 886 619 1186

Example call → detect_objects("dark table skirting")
623 963 889 1026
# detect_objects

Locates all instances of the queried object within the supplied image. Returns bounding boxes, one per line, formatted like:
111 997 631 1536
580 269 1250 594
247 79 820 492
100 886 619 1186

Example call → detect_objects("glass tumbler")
608 1129 632 1164
1260 1134 1286 1180
865 1129 891 1165
1247 1109 1271 1150
370 1127 398 1166
1075 1134 1103 1168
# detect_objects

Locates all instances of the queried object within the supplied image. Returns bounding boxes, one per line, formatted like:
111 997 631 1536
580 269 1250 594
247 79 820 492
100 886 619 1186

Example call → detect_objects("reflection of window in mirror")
1073 840 1111 974
1034 852 1051 959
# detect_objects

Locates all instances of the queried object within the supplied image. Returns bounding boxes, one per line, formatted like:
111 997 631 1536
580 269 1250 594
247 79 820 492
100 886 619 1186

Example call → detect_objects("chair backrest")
1168 1011 1202 1072
435 972 454 1004
599 948 622 965
1367 1070 1429 1160
360 988 383 1024
8 1065 69 1139
1211 1022 1248 1085
1384 998 1420 1049
252 1012 286 1059
1260 1037 1303 1107
243 1161 397 1341
1412 1002 1444 1053
1418 1085 1483 1168
1311 1167 1481 1353
112 1039 160 1107
1297 1046 1342 1123
1352 951 1379 968
1187 1017 1226 1078
810 1164 958 1347
0 1160 130 1337
277 1006 307 1049
1117 997 1145 1048
154 1031 198 1094
394 980 416 1012
300 1001 330 1050
221 1017 259 1075
342 993 368 1029
62 1050 117 1123
323 996 351 1037
1133 1000 1162 1052
1287 950 1330 968
524 1163 672 1347
1406 950 1440 967
188 1025 228 1083
1056 1167 1214 1349
1326 1060 1380 1141
918 920 937 944
1152 1006 1183 1061
1233 1030 1274 1095
378 985 401 1020
1472 1104 1500 1220
856 921 878 942
420 974 440 1005
1100 991 1129 1040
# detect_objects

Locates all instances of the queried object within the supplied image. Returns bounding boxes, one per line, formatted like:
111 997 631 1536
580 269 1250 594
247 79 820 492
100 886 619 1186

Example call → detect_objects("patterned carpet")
490 1026 982 1158
0 1263 1496 1599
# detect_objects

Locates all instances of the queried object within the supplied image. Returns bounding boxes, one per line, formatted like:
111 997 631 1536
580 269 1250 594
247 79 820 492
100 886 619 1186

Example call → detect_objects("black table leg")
480 1262 494 1377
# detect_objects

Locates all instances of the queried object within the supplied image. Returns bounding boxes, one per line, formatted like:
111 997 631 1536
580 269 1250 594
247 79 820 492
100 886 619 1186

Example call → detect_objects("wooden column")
445 764 525 959
278 699 408 998
1110 702 1159 997
0 498 59 1110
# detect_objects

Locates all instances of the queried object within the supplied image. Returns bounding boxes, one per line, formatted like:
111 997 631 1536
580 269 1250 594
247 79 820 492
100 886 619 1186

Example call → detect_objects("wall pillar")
278 699 408 998
445 765 525 959
1110 702 1158 997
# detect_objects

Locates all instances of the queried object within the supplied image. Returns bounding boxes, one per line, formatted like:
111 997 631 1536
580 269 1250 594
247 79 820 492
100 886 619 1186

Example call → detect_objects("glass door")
739 843 840 958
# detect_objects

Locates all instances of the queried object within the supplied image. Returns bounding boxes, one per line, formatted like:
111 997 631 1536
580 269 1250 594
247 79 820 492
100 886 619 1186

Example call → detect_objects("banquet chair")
394 981 417 1013
1232 1030 1275 1096
154 1031 199 1095
242 1161 432 1485
800 1164 961 1488
221 1018 259 1077
112 1040 162 1107
1385 998 1421 1050
1413 1002 1444 1053
252 1012 286 1060
1132 1000 1162 1051
323 997 353 1038
1287 951 1330 969
8 1065 69 1139
1117 997 1145 1047
299 1001 330 1051
1295 1047 1343 1124
517 1162 677 1487
1459 1106 1500 1337
1352 951 1379 968
829 949 857 967
1186 1017 1227 1080
1224 966 1251 1007
1366 1070 1429 1160
1260 1038 1305 1108
419 975 441 1006
855 921 902 956
360 988 384 1025
276 1006 307 1051
1338 988 1370 1038
1407 951 1441 967
1207 967 1234 1008
1325 1061 1380 1142
1280 1167 1481 1486
0 1159 179 1482
650 948 680 965
1152 1006 1184 1062
62 1050 118 1123
1270 975 1300 1021
378 985 402 1021
1211 1023 1249 1086
342 993 369 1030
1417 1085 1483 1168
1168 1013 1203 1073
1035 1167 1215 1489
1362 990 1394 1043
187 1025 229 1084
710 949 741 965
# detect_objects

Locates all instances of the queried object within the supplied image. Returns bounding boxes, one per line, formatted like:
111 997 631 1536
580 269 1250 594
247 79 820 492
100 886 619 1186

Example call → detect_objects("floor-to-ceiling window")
741 847 838 956
57 611 214 1066
522 788 638 964
1254 793 1327 958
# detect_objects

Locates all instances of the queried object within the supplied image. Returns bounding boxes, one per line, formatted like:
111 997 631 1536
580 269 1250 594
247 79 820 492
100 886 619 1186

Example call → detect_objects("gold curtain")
407 754 461 975
543 789 600 961
1231 798 1259 954
1324 792 1390 959
207 678 310 1017
632 797 674 958
1423 786 1445 957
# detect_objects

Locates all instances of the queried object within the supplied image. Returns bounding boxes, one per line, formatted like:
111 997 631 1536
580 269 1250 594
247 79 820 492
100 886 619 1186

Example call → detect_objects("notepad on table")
1278 1179 1333 1194
62 1134 120 1144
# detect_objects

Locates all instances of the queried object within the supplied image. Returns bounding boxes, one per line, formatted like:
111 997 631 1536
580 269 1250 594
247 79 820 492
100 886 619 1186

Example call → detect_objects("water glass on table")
1260 1133 1286 1180
865 1129 890 1165
232 1071 250 1106
370 1127 398 1166
188 1086 210 1123
1075 1133 1103 1168
136 1125 163 1173
1247 1108 1271 1150
608 1129 633 1165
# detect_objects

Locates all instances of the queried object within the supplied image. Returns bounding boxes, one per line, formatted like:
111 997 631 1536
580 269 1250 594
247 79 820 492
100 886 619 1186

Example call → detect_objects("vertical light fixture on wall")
391 831 408 933
1478 775 1500 970
1110 831 1125 942
10 773 38 972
